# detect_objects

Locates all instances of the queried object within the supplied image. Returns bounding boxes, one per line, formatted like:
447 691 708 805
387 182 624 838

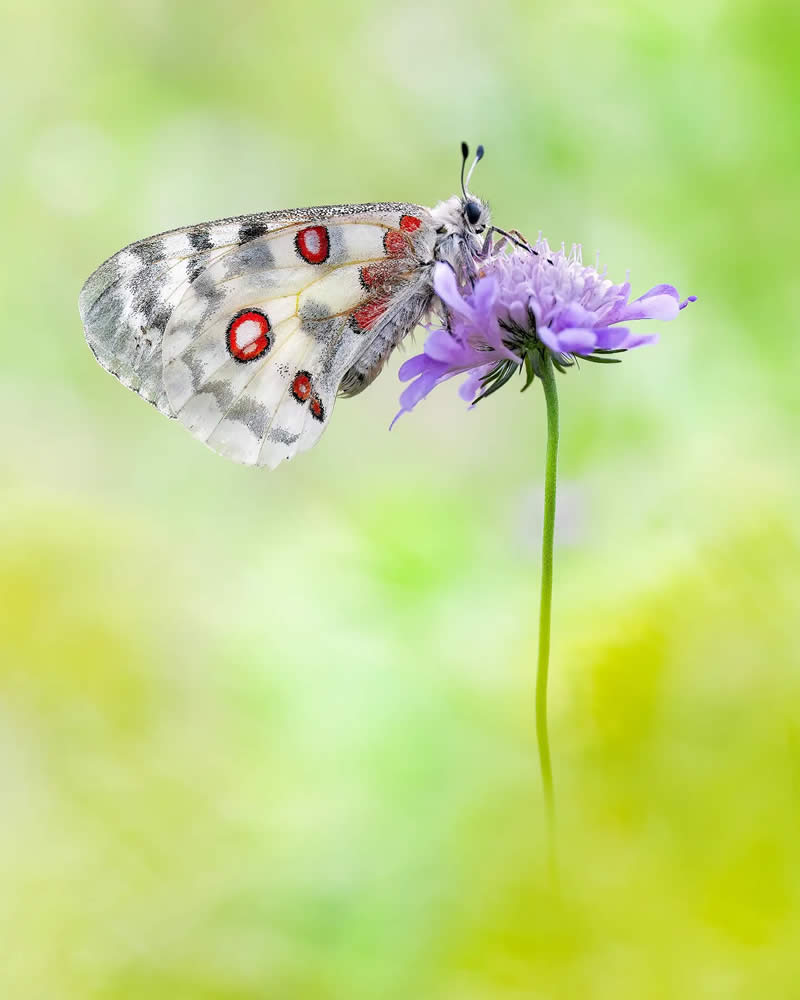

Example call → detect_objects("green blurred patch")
353 488 478 604
0 498 160 734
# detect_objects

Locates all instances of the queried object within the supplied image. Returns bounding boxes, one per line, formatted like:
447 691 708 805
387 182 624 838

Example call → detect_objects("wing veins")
170 258 417 364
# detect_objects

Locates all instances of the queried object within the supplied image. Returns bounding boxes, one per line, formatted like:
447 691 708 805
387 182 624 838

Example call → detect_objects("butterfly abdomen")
339 273 434 396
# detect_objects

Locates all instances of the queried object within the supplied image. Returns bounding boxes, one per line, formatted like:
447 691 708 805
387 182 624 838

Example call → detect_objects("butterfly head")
463 197 487 231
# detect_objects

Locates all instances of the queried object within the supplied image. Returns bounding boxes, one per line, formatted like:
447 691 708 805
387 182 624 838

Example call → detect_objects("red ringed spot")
383 229 406 256
295 225 330 264
351 296 389 332
310 395 325 422
400 214 422 232
226 309 271 363
291 370 313 404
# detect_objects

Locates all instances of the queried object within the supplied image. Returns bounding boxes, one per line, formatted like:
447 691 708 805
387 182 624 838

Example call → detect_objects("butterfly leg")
482 226 534 255
482 227 555 266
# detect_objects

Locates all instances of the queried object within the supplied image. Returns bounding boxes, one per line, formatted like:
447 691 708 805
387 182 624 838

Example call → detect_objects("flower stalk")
536 349 559 874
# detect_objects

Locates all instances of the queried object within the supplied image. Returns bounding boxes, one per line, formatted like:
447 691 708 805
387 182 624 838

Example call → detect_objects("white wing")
80 207 436 466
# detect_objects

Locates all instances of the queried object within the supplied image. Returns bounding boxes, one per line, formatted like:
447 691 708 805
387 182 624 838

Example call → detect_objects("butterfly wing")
79 205 436 466
162 211 435 467
79 215 273 414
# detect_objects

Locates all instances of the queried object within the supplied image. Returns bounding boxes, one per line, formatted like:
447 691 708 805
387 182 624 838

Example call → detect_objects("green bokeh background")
2 1 799 997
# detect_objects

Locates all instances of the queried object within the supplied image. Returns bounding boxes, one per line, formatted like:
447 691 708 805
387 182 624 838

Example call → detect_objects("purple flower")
393 237 695 425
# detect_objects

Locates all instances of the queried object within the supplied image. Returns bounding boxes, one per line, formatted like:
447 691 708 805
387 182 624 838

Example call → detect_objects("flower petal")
592 327 658 350
619 331 658 349
392 371 443 424
472 275 498 315
508 299 528 329
459 368 488 402
553 327 598 354
593 326 631 350
398 353 441 382
550 302 597 333
423 328 469 364
537 326 561 353
433 263 473 319
638 283 680 300
616 285 680 322
526 295 541 323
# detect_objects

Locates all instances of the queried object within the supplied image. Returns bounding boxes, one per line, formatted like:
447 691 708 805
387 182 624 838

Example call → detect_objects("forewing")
160 210 435 468
79 216 272 413
78 203 429 416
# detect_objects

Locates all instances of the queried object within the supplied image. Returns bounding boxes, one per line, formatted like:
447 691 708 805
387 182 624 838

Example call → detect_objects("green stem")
537 351 559 873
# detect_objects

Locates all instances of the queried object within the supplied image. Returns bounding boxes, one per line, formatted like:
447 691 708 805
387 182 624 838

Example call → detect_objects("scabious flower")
393 236 695 424
391 221 697 866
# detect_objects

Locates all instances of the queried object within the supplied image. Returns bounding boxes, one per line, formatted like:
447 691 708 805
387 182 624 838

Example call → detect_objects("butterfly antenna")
460 141 470 199
465 144 484 191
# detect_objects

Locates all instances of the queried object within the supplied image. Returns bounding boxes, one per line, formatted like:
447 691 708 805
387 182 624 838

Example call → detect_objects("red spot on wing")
352 296 389 332
291 371 313 403
360 264 379 288
360 261 402 292
226 310 271 363
310 395 325 422
400 214 422 232
383 229 406 256
295 225 330 264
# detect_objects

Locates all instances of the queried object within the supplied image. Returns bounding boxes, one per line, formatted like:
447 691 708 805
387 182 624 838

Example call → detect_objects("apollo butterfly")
79 143 510 469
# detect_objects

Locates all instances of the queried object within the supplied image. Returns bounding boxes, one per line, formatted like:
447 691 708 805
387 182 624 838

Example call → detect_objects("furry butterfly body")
79 148 492 468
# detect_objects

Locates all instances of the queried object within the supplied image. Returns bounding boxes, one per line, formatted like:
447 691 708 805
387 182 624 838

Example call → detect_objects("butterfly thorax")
339 195 491 396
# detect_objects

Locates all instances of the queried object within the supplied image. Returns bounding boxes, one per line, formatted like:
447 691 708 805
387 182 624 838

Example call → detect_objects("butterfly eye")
465 200 482 227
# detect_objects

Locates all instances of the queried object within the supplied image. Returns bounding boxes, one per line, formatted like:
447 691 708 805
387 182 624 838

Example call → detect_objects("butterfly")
79 143 514 469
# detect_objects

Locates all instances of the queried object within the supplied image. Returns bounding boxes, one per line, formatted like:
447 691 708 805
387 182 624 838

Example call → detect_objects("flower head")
393 236 695 424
